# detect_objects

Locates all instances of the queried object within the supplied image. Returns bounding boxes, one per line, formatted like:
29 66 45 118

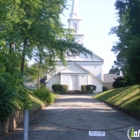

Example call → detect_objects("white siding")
61 74 70 89
79 74 87 85
61 64 86 74
88 75 102 93
56 61 102 79
81 64 101 79
68 19 82 34
46 74 60 90
79 74 88 90
61 74 88 90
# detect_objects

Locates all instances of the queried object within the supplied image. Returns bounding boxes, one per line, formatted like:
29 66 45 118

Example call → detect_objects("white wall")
88 75 103 93
81 64 101 78
68 19 82 34
56 61 102 79
79 74 88 90
60 74 70 89
46 74 60 90
60 73 88 90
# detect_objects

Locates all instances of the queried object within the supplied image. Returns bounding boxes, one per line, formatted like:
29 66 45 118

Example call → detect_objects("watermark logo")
127 127 140 140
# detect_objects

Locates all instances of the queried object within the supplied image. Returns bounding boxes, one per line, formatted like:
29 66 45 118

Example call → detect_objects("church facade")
45 0 104 93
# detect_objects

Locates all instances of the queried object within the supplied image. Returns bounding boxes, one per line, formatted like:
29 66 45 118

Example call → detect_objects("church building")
45 0 104 93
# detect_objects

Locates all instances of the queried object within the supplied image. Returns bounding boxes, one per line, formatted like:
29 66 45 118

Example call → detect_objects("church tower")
68 0 84 44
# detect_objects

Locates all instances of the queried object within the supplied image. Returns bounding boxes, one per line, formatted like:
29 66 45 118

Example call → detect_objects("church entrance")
71 75 78 90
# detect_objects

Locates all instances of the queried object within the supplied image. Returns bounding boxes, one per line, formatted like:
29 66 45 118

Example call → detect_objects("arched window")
73 23 77 33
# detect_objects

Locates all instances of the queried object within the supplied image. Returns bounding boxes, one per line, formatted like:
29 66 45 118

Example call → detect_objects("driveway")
1 94 140 140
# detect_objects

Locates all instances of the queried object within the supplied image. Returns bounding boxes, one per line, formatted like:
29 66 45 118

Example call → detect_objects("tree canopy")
110 0 140 84
0 0 94 122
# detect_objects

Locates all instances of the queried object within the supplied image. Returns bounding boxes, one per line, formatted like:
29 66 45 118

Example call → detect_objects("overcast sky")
60 0 119 74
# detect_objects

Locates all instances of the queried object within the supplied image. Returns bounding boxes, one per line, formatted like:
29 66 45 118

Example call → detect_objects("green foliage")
125 36 140 84
113 76 133 88
52 84 62 93
81 85 86 92
0 73 31 123
94 85 140 119
85 85 96 94
103 87 109 92
62 85 68 92
110 0 140 84
33 87 56 104
52 84 68 93
86 85 96 91
109 66 120 75
0 0 94 123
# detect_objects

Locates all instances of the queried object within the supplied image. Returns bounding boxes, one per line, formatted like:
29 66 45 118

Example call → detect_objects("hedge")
81 85 86 91
52 84 68 93
86 85 96 91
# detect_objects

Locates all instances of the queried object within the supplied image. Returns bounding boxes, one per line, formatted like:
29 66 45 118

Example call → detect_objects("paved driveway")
1 94 140 140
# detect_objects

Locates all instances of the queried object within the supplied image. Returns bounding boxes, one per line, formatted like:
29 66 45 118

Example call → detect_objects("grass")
94 85 140 119
27 89 56 110
29 94 46 110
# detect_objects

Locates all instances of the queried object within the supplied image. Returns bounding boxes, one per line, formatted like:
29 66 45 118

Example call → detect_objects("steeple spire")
70 0 80 19
68 0 84 44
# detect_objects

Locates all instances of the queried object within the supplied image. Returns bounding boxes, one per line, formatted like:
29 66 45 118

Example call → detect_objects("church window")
73 23 77 33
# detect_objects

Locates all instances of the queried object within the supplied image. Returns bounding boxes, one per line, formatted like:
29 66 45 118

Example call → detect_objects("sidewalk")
1 94 140 140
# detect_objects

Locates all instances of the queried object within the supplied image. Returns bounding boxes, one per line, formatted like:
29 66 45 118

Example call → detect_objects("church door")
71 75 78 90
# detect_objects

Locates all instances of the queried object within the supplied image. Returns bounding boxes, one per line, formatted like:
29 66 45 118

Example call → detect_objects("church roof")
56 52 104 63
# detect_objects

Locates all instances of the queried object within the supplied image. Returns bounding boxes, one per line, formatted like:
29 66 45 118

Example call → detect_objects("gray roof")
104 74 119 82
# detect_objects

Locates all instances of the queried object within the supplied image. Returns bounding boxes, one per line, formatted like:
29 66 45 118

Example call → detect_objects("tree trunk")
37 63 41 89
20 38 27 74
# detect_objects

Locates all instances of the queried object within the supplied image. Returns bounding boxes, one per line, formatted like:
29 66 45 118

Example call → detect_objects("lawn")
94 85 140 119
29 94 46 110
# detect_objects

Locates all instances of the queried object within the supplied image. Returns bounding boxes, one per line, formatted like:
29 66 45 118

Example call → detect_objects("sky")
60 0 119 74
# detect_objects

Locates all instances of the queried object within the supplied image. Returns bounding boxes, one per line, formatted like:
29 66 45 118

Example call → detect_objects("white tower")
68 0 84 44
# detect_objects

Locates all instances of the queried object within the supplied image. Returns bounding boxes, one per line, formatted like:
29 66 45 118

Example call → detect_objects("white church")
46 0 104 93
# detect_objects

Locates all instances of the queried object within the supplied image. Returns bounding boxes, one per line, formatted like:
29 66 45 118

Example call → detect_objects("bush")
103 86 109 92
52 84 68 93
81 85 86 91
86 85 96 91
62 85 68 92
52 84 62 92
0 73 31 123
34 87 56 104
113 77 133 88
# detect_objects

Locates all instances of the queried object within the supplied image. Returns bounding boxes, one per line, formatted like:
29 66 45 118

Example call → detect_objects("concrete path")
1 94 140 140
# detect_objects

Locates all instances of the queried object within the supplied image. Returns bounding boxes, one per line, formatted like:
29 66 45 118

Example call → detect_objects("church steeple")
68 0 84 44
70 0 80 19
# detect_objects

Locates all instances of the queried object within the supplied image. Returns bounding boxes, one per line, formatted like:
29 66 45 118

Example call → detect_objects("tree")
0 0 94 124
110 0 140 84
125 36 140 84
0 0 93 85
109 66 120 75
0 0 93 75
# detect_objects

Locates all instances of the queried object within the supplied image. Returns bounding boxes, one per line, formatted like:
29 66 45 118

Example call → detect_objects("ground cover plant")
94 85 140 119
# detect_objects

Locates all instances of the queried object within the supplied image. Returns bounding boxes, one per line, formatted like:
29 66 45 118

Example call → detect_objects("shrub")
85 85 97 94
113 77 133 88
34 87 56 104
52 84 62 92
81 85 86 91
86 85 96 91
0 73 31 123
52 84 68 93
62 85 68 92
103 86 109 92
